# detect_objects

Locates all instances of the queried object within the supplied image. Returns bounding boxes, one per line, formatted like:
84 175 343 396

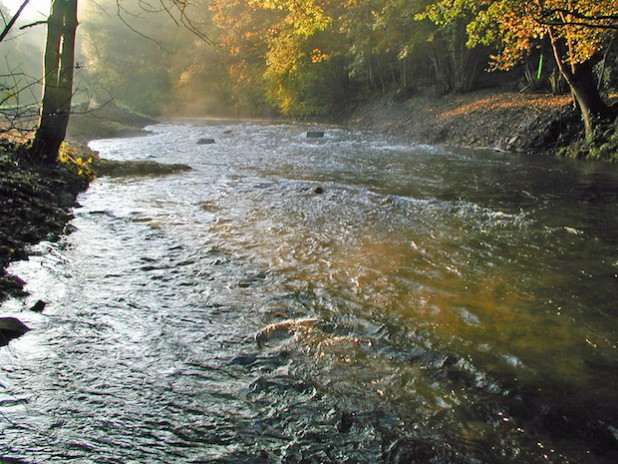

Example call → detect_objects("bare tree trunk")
29 0 78 163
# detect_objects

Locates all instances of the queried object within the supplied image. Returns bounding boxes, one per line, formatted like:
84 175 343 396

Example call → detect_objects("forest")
1 0 617 159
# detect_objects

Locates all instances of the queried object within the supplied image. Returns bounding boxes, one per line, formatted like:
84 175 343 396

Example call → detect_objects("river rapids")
1 121 617 463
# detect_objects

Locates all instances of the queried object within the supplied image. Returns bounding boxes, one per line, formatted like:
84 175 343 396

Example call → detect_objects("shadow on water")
1 122 617 463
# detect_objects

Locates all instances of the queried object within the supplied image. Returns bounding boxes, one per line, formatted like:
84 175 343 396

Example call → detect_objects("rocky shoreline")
0 142 90 344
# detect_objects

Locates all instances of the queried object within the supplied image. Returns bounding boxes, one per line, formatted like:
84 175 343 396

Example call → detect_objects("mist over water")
1 121 617 463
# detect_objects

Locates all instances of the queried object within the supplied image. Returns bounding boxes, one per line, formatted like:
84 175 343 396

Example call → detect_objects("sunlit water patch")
1 121 617 463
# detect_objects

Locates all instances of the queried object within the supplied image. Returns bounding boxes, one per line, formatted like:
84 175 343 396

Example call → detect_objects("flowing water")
1 121 617 463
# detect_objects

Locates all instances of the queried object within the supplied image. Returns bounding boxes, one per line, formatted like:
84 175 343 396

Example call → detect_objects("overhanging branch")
538 8 618 31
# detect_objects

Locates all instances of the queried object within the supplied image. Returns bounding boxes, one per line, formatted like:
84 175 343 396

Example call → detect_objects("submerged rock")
255 317 320 346
0 317 29 346
306 131 325 138
197 138 216 145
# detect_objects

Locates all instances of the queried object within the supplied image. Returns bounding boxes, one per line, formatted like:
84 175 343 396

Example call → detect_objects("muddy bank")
0 144 88 297
348 89 582 154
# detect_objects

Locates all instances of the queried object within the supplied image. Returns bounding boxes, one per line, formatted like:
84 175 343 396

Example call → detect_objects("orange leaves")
310 48 329 63
420 0 615 70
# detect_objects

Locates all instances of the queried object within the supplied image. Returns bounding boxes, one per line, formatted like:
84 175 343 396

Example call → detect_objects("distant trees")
212 0 442 116
79 1 175 115
207 0 494 116
0 0 46 134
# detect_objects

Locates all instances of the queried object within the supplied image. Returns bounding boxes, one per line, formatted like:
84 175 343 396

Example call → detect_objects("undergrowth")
558 118 618 162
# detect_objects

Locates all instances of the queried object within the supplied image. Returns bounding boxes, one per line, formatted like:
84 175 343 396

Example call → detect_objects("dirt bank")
348 89 582 154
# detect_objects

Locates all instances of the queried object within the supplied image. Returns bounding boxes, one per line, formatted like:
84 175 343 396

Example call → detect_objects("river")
1 121 617 463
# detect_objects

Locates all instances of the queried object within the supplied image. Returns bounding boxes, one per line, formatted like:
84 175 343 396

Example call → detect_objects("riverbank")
0 108 188 345
0 143 87 296
348 88 586 155
0 142 91 343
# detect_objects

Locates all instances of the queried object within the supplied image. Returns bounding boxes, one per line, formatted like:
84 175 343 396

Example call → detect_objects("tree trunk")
568 63 611 140
549 32 610 140
29 0 78 163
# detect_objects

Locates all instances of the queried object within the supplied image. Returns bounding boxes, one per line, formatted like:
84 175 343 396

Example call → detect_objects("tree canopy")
418 0 617 70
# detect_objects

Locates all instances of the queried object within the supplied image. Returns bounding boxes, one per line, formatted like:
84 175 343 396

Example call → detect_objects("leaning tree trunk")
29 0 78 164
549 32 610 141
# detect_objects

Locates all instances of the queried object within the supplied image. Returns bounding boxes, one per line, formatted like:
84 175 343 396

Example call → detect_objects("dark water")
1 122 617 463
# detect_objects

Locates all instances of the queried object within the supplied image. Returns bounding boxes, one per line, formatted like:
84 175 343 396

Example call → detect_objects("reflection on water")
1 122 617 463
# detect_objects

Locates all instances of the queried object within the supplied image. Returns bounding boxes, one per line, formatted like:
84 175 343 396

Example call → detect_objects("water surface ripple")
1 122 617 463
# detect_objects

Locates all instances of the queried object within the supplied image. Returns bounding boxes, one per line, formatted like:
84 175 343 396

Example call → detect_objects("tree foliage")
418 0 617 70
6 0 617 143
210 0 447 116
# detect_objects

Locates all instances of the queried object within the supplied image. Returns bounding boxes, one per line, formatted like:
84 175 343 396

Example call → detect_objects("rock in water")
30 300 46 313
197 138 216 145
306 131 324 138
0 317 29 346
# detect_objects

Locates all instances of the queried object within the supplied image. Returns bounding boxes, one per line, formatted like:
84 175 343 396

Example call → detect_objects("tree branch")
0 0 30 43
538 8 618 30
537 19 618 31
19 20 47 31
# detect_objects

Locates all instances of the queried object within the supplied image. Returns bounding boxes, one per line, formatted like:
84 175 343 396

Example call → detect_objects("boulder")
0 317 30 346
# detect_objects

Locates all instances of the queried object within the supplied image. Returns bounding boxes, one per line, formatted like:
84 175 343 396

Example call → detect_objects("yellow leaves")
251 0 332 37
58 142 95 180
